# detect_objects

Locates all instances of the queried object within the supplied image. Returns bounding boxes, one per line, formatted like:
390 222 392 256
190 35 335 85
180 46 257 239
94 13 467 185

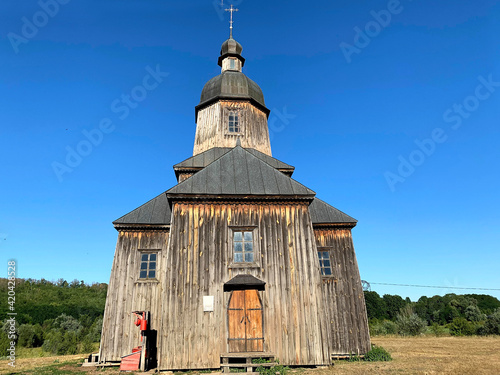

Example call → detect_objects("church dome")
195 37 269 118
218 37 245 67
221 38 243 56
198 71 267 111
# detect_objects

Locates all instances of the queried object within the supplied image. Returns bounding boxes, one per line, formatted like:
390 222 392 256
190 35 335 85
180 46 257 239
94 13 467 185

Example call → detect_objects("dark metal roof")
196 71 269 118
113 192 172 226
309 198 357 225
224 274 266 291
174 147 295 173
167 145 314 198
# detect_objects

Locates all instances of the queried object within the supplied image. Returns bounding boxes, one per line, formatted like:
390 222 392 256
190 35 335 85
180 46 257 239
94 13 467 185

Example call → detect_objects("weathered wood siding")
314 227 371 355
99 230 169 362
157 201 329 370
193 101 271 156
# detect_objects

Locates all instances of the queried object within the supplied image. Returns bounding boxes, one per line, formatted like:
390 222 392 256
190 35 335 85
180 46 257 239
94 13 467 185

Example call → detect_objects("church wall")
99 230 170 362
193 101 271 156
314 227 371 355
157 201 330 370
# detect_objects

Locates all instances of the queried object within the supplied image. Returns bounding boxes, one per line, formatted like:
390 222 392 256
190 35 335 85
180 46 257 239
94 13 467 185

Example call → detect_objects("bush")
364 345 392 362
17 324 35 348
430 322 449 337
396 305 427 336
382 320 398 334
483 308 500 335
448 317 476 336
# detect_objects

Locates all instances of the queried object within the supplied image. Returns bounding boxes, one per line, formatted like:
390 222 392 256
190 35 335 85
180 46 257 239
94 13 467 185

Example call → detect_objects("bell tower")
193 31 271 156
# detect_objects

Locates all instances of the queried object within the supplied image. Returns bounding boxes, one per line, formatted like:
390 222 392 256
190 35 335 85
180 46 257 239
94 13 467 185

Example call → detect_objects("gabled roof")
113 192 171 226
167 145 314 198
309 198 357 225
174 147 294 174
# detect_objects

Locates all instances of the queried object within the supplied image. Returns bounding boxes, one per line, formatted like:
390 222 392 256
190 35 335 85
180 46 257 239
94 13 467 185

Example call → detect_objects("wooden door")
228 290 264 352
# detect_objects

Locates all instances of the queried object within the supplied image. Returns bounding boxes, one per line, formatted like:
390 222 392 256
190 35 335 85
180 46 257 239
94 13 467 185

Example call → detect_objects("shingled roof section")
167 145 314 198
309 198 357 225
113 192 172 226
174 147 295 173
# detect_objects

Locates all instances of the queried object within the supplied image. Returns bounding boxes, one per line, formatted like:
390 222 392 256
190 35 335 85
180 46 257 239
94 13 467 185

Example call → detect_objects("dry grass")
308 336 500 375
1 336 500 374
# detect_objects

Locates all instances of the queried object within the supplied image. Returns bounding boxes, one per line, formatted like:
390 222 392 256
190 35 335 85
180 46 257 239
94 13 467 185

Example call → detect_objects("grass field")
1 336 500 374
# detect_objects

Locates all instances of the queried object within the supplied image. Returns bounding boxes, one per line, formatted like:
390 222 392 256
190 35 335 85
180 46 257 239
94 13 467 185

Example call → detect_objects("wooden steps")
221 353 275 373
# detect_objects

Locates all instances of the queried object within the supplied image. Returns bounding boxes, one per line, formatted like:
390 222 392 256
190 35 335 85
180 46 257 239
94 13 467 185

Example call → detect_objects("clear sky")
1 0 499 301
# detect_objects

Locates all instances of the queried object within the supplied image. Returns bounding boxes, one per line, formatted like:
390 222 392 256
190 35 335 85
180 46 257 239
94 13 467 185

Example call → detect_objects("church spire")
225 4 239 39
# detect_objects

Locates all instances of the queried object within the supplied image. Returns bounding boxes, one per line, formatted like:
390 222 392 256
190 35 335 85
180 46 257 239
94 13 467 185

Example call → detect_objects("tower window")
233 231 254 263
230 59 236 69
318 250 332 276
139 252 157 279
228 111 240 133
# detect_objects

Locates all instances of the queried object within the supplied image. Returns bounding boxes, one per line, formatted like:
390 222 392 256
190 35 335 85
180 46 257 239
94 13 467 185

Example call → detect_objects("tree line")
0 278 107 356
364 291 500 336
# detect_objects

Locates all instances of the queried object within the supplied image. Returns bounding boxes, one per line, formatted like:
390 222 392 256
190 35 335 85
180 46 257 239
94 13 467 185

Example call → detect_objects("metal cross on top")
225 4 239 38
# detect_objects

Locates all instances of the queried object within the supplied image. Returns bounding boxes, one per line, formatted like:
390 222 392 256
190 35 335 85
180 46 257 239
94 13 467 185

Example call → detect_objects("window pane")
150 254 156 261
234 232 242 241
230 59 235 68
229 115 234 121
234 242 243 252
244 232 252 241
323 259 330 267
234 253 243 263
323 267 332 276
149 262 156 270
141 254 148 261
140 270 147 279
245 252 254 263
140 262 148 270
148 270 155 278
244 242 253 252
320 268 325 276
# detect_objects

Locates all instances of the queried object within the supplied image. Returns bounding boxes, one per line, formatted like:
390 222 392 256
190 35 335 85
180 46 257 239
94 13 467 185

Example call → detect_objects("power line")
368 282 500 292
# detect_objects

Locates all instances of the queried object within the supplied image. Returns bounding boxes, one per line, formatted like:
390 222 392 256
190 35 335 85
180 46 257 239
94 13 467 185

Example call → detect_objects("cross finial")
225 4 239 38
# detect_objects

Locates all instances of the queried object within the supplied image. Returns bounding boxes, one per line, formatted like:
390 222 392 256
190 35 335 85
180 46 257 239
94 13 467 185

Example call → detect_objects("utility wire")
368 282 500 291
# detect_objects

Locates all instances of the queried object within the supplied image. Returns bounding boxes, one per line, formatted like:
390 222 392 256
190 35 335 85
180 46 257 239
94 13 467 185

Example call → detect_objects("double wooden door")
228 289 264 352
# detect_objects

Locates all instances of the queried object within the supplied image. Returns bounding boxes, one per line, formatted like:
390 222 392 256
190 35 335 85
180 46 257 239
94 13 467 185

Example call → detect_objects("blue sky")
1 0 499 301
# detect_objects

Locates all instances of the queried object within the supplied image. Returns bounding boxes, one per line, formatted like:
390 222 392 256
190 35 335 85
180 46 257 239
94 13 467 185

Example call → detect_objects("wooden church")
99 20 370 371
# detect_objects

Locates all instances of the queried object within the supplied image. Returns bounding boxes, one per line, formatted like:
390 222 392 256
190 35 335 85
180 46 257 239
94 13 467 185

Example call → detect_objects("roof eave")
195 96 270 122
113 223 171 231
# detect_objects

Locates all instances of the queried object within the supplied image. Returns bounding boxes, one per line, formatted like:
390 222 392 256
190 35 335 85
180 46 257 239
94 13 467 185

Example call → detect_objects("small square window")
139 252 158 280
318 251 333 276
233 230 254 263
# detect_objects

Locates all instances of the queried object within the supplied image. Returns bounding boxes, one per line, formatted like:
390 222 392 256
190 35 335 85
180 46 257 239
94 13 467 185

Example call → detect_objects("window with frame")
229 58 236 69
233 231 254 263
228 111 240 133
139 252 157 279
318 250 332 276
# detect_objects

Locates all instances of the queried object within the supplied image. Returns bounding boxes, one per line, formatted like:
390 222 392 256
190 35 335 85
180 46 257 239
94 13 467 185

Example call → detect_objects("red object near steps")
119 347 141 371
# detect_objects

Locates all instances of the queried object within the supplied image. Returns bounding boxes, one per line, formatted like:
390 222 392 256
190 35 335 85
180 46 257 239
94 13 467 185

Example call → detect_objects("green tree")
396 305 427 336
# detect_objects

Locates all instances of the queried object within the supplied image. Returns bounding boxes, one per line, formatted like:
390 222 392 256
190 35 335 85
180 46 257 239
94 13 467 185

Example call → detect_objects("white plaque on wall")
203 296 214 312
